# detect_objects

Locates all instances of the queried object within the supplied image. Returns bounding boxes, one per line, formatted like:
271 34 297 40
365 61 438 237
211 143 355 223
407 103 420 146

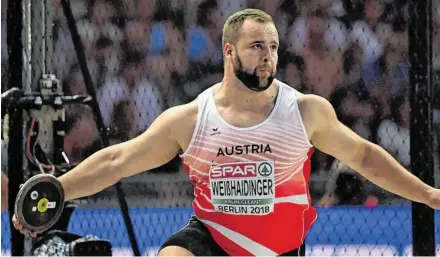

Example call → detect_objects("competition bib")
209 161 275 215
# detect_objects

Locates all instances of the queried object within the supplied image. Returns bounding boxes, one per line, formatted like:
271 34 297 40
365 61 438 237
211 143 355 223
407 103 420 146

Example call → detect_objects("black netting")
433 0 440 193
1 0 440 256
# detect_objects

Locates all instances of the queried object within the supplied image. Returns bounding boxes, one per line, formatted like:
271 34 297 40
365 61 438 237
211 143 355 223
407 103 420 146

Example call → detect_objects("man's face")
227 19 279 92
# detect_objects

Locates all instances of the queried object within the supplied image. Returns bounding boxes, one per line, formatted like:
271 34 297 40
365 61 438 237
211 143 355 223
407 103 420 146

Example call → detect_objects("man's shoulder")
273 79 330 110
164 99 199 121
296 93 332 111
160 99 200 148
296 93 337 136
163 84 218 129
274 80 331 115
160 99 199 137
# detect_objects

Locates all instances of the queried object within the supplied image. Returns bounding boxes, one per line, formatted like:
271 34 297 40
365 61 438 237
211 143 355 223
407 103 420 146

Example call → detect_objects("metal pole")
59 0 141 255
31 0 54 159
408 0 436 256
7 0 25 255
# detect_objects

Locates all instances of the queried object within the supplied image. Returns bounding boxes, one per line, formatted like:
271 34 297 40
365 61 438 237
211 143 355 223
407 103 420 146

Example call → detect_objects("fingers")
12 215 22 229
19 229 37 237
12 214 37 237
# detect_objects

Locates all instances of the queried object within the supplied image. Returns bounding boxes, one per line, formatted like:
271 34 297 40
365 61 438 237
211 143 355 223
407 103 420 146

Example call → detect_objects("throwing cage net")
1 0 439 256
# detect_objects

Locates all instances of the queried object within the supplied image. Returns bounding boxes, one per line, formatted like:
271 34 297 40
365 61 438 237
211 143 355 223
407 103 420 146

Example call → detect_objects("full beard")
233 54 275 92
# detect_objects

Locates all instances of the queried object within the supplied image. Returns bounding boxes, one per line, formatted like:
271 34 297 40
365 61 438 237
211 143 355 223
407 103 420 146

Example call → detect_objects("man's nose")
262 47 272 63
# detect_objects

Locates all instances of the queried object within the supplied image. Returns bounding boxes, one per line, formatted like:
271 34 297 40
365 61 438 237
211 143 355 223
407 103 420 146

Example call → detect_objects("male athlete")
13 8 440 256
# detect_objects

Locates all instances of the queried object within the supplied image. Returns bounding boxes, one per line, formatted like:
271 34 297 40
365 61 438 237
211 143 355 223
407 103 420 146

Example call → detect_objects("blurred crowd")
1 0 440 206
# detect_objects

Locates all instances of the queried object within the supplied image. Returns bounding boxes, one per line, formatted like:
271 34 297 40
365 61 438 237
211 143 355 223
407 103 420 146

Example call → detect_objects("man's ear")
224 43 234 58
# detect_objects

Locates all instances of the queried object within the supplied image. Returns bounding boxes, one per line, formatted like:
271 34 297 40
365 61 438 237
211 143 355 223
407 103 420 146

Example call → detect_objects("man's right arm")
59 105 185 201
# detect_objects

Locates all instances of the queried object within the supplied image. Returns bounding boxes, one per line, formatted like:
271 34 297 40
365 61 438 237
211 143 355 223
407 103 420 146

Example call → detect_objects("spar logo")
210 161 273 179
258 162 273 177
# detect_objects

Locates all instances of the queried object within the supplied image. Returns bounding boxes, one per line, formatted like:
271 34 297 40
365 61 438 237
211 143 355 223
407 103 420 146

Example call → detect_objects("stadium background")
1 0 440 256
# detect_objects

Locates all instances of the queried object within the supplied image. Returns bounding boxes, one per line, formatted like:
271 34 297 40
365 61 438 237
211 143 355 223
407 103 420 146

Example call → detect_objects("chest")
194 120 306 169
187 124 312 190
215 105 275 128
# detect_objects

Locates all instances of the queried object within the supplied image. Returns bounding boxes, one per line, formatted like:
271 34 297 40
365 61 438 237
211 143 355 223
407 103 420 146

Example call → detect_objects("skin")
1 173 7 211
13 18 440 255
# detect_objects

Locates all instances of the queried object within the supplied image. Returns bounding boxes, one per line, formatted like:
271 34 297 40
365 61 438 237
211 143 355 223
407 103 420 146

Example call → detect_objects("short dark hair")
222 8 274 49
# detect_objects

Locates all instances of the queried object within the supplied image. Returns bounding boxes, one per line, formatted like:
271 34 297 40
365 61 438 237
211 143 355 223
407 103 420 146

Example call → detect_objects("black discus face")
15 174 64 233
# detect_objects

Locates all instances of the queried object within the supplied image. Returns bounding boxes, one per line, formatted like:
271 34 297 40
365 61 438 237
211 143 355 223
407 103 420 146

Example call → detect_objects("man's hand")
11 182 37 237
12 214 37 237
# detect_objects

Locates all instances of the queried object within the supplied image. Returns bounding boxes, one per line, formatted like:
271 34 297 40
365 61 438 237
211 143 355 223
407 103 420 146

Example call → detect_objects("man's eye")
253 44 263 49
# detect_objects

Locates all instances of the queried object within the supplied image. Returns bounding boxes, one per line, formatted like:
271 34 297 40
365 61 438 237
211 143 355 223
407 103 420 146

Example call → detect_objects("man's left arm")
305 95 439 208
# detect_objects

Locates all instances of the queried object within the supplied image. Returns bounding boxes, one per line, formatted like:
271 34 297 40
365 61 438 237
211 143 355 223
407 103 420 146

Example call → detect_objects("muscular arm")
59 104 192 201
301 95 436 205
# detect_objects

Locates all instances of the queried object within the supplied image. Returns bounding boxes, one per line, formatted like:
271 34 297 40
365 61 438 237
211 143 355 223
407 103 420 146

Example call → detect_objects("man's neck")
214 76 279 111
